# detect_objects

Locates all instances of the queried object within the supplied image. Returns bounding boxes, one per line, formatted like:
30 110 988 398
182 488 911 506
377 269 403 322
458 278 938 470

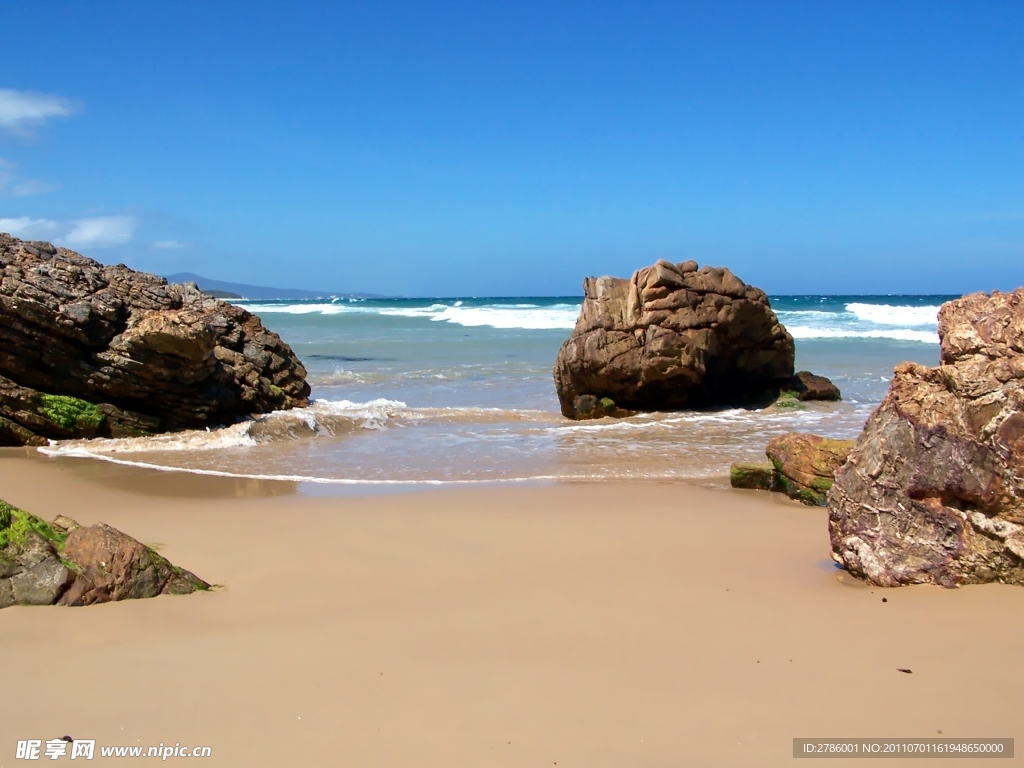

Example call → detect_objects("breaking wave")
240 299 580 330
774 301 941 344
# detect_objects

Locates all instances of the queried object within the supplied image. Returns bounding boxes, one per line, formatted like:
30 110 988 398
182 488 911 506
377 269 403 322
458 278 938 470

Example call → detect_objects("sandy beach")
1 450 1021 767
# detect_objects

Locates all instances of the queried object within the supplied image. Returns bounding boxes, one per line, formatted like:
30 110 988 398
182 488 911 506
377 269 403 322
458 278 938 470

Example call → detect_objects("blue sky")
1 0 1021 296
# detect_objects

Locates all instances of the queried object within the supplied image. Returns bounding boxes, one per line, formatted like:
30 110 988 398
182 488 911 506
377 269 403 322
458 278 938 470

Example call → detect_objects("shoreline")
2 454 1021 766
6 446 738 498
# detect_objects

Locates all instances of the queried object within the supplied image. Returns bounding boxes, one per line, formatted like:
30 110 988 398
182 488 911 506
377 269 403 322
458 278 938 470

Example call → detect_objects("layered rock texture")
0 499 208 608
731 432 854 506
554 260 835 419
0 235 310 445
829 289 1024 587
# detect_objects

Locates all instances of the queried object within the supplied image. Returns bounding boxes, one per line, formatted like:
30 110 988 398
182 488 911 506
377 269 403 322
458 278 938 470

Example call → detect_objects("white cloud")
153 239 188 249
62 216 135 248
0 89 79 135
0 214 135 248
0 216 62 239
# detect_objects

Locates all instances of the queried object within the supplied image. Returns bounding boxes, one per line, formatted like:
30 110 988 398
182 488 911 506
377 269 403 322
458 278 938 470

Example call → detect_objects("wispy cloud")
63 216 135 247
8 179 59 196
0 214 135 248
153 239 188 250
0 157 60 197
0 216 62 239
0 89 80 136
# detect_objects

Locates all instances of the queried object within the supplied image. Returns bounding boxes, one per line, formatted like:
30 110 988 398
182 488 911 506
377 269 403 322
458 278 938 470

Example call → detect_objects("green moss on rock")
0 500 67 550
269 384 284 397
773 397 804 410
38 394 105 431
730 462 776 490
810 476 834 493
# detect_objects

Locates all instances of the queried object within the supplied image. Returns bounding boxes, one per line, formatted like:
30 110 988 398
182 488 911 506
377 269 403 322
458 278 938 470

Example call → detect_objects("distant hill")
164 273 380 301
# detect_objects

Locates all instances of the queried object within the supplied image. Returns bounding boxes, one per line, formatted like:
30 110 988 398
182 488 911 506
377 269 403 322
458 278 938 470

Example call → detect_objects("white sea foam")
379 304 579 329
239 300 580 329
845 303 940 326
786 325 938 343
40 399 410 456
30 446 720 485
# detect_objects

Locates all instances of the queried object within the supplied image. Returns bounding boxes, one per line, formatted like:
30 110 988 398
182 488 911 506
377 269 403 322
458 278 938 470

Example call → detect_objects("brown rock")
829 289 1024 587
0 498 209 608
0 233 311 445
785 371 841 401
58 523 208 606
554 261 795 418
766 433 854 506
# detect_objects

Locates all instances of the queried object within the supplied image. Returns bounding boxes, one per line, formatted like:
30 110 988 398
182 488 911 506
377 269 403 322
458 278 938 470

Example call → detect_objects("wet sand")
1 452 1021 767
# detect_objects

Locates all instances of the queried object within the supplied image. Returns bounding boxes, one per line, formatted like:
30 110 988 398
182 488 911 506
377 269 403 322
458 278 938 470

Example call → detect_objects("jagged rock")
766 433 854 506
829 289 1024 587
58 523 207 605
784 371 841 401
0 234 310 445
0 498 208 608
554 260 796 418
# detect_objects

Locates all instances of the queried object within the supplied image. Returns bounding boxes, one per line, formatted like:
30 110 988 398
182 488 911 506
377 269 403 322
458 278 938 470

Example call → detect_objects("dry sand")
1 450 1021 767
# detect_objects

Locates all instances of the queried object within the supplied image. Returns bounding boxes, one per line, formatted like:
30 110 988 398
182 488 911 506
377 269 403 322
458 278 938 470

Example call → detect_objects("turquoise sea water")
43 295 950 486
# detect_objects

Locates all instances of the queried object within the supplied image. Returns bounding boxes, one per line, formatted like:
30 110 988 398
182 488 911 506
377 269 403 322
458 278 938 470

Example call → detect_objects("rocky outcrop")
0 499 208 608
554 260 838 419
0 234 310 445
730 432 854 505
829 289 1024 587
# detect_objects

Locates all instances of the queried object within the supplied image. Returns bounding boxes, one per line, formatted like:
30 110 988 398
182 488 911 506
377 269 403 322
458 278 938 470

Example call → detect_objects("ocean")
42 295 950 488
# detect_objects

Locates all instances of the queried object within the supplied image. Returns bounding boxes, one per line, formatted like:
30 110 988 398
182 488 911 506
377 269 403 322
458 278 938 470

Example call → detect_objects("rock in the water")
766 433 854 506
570 394 635 420
0 234 311 445
0 498 208 607
783 371 841 401
553 261 796 418
829 289 1024 587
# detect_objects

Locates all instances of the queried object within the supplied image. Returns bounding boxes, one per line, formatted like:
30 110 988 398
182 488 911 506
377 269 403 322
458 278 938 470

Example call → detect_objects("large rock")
0 499 208 608
0 234 310 445
829 289 1024 587
554 260 798 418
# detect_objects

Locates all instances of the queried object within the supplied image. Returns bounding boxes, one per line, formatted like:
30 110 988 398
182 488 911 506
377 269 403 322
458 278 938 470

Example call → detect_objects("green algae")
38 394 104 431
0 500 67 550
730 463 776 490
